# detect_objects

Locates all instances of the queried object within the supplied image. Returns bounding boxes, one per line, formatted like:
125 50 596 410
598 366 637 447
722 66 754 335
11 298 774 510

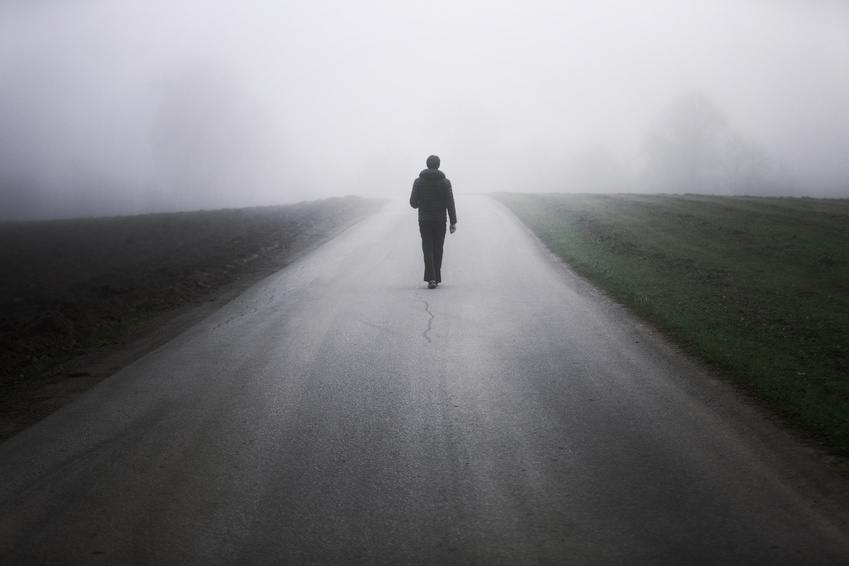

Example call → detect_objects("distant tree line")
641 90 784 196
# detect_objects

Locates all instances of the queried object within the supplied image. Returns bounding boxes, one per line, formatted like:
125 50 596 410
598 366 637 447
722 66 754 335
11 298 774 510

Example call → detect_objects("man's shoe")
428 281 437 289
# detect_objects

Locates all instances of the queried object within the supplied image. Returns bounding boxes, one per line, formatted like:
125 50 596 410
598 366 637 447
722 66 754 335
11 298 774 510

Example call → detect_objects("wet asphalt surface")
2 195 849 564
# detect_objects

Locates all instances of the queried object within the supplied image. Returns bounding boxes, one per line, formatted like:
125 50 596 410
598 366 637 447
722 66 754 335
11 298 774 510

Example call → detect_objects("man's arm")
444 180 457 226
409 179 420 209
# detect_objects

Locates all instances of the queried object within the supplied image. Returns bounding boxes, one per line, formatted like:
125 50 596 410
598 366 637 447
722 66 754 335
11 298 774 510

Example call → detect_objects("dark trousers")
419 221 447 283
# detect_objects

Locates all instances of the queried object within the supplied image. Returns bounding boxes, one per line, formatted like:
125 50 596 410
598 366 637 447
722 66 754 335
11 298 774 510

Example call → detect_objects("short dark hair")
426 155 440 169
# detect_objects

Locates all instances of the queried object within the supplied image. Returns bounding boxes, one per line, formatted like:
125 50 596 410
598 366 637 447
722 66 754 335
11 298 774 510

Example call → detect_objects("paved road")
2 195 849 564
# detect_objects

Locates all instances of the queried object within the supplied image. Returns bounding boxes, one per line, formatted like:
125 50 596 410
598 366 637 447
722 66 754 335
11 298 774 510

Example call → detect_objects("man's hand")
449 224 456 234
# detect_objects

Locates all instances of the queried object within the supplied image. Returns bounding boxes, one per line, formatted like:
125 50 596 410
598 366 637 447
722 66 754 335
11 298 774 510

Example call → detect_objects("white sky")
1 0 848 217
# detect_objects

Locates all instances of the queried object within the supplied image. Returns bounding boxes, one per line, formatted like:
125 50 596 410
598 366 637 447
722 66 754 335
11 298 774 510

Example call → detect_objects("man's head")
426 155 440 169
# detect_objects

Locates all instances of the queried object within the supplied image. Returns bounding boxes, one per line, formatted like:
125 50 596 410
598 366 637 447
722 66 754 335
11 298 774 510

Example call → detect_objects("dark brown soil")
0 196 386 442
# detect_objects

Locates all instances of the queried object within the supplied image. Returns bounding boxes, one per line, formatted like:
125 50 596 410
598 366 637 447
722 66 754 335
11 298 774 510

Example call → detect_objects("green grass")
493 193 849 455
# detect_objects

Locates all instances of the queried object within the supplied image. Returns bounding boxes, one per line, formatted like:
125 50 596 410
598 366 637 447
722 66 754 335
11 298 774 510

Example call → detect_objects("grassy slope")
493 193 849 455
0 196 385 393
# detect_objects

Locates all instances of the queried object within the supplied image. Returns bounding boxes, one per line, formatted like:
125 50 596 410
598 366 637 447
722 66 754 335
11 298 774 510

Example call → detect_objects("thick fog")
1 0 847 220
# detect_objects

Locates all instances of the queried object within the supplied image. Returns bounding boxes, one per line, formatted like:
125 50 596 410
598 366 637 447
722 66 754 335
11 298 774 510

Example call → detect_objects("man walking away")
410 155 457 289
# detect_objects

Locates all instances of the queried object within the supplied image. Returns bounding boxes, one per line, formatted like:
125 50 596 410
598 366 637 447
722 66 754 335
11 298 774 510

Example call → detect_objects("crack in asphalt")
422 300 434 343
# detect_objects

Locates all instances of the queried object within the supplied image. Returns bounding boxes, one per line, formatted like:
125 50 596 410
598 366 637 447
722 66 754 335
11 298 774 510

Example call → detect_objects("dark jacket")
410 168 457 224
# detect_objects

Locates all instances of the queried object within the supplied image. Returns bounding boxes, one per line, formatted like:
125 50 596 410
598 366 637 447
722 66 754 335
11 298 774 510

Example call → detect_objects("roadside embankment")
0 196 386 440
494 193 849 460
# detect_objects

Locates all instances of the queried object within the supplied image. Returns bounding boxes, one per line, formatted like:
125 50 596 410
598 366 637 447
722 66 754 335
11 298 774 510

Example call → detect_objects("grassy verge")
493 193 849 455
0 196 385 394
